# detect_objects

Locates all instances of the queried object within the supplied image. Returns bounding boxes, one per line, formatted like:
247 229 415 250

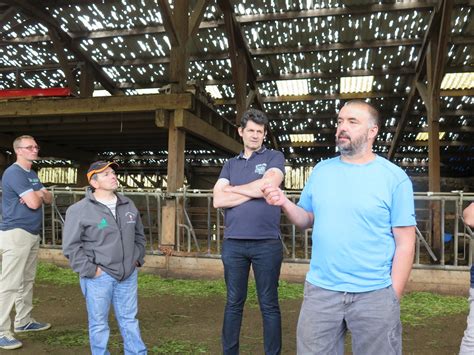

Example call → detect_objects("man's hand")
94 267 103 278
261 184 287 206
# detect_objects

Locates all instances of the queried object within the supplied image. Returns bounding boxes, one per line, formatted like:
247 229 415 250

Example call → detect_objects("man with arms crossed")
62 161 147 355
460 202 474 354
0 135 52 350
213 109 285 355
263 100 416 355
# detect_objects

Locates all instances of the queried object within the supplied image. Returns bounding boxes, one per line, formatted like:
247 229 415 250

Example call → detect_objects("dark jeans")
221 238 283 355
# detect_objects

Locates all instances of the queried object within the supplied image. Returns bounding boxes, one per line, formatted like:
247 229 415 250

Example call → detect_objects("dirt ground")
2 281 467 355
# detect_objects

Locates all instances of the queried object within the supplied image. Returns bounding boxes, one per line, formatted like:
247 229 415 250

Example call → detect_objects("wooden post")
425 0 453 256
168 0 189 93
79 64 95 98
161 111 186 247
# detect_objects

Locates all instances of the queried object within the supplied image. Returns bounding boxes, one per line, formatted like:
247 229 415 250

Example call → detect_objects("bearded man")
262 100 416 355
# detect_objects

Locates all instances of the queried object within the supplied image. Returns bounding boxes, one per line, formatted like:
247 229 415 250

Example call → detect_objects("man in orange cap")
63 161 147 355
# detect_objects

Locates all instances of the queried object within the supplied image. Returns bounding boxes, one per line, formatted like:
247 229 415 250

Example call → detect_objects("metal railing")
5 187 474 269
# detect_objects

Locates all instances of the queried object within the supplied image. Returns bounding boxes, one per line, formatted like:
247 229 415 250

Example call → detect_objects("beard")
336 131 369 156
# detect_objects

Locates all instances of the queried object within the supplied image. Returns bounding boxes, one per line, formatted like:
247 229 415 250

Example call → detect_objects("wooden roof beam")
387 1 458 160
173 109 241 155
0 93 194 117
2 0 122 95
218 0 278 148
157 0 180 47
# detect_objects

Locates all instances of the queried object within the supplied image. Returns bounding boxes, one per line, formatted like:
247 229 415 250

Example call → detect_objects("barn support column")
415 0 452 257
161 111 186 248
157 0 211 249
159 0 188 249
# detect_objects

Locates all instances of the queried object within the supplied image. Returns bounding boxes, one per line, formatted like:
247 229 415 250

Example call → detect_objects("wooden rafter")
2 0 122 95
0 6 21 36
188 0 211 40
47 27 78 95
157 0 180 47
217 0 279 149
213 89 474 105
0 1 448 44
387 1 456 160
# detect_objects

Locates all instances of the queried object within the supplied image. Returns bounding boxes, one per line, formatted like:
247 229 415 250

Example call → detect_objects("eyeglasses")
18 145 40 151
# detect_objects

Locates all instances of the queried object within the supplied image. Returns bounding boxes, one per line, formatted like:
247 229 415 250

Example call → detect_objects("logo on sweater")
97 218 108 229
255 163 267 175
125 212 136 224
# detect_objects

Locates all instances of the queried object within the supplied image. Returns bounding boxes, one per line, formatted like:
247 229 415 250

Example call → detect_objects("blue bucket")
444 233 453 243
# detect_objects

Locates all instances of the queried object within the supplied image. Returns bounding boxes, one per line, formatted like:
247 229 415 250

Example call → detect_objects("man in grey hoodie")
62 161 147 355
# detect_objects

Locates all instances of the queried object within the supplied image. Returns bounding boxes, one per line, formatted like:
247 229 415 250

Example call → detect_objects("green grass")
36 262 79 285
400 291 468 326
25 328 89 347
149 340 208 354
36 262 469 325
138 273 303 304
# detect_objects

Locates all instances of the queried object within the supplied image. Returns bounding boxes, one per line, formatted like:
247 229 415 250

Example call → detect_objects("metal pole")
440 198 445 266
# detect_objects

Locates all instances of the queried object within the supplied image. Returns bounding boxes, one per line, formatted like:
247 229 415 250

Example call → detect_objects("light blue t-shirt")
298 155 416 293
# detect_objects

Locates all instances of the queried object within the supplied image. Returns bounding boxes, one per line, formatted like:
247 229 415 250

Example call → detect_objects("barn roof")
0 0 472 177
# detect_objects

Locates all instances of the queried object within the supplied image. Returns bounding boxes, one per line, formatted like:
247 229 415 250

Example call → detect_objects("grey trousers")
460 287 474 355
296 282 402 355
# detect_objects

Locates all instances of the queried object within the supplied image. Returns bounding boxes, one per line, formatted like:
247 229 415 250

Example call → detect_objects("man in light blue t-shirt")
262 101 416 355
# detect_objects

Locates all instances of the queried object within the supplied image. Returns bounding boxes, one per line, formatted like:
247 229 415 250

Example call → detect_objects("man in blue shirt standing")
0 135 52 350
213 109 285 355
263 101 416 355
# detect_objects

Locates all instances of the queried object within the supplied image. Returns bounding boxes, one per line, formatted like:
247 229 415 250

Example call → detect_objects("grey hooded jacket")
62 188 146 281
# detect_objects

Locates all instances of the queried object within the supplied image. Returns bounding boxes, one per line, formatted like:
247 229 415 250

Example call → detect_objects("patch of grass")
36 263 468 328
27 329 89 347
401 292 468 326
138 273 303 306
36 262 78 286
138 273 227 297
149 339 208 354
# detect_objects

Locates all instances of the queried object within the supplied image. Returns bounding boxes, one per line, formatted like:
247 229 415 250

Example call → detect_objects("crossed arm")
20 188 53 209
213 168 284 209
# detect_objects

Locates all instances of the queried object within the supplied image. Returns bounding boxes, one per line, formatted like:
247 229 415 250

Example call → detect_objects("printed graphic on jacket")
125 212 137 224
97 218 108 229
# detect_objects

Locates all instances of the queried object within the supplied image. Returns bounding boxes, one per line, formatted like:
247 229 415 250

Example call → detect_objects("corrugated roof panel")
189 59 232 81
441 72 474 90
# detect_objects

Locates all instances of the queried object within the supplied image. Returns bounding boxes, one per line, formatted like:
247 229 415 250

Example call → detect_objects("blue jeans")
221 238 283 355
297 282 401 355
79 269 147 355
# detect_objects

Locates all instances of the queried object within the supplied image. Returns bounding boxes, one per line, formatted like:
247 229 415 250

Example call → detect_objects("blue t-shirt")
0 163 45 235
298 155 416 293
219 147 285 239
